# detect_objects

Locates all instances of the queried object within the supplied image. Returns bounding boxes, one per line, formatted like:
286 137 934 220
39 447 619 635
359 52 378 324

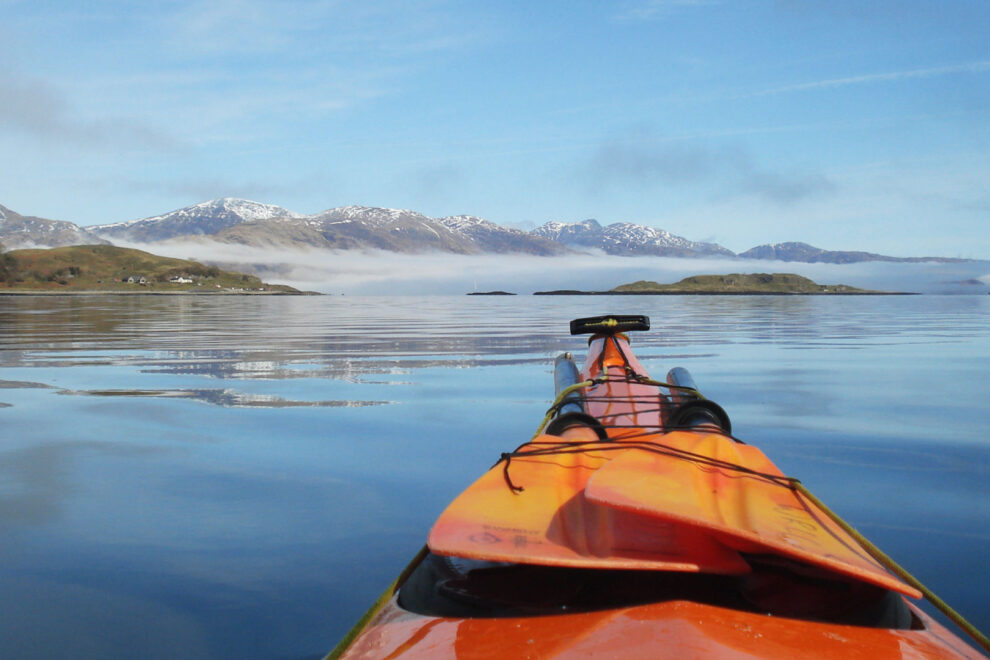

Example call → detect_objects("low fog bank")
121 240 990 295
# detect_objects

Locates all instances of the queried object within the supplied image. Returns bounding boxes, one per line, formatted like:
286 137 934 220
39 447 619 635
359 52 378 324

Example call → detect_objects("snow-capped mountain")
532 219 734 257
436 215 565 254
600 222 734 257
738 242 965 264
260 206 481 253
0 204 108 249
90 198 302 242
2 198 973 262
80 199 563 254
532 219 605 248
313 206 433 228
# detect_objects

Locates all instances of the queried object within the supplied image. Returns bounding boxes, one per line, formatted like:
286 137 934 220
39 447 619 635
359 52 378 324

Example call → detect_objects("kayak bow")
328 315 987 659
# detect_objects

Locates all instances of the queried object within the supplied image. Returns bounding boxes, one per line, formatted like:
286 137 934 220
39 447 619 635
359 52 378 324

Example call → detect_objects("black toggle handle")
570 315 650 336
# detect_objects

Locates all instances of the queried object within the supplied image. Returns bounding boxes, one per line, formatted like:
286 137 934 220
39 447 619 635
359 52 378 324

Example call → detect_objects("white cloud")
585 136 836 204
616 0 718 21
4 1 486 152
756 61 990 96
0 71 180 150
161 0 486 60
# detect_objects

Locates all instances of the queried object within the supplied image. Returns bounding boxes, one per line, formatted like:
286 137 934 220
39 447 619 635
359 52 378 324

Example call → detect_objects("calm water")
1 294 988 659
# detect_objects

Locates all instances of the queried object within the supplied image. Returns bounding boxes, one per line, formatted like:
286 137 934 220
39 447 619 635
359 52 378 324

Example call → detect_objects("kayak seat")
397 551 915 629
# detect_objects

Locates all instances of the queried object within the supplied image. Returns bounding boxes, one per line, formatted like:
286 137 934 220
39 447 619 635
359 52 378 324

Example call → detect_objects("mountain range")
532 219 734 257
0 198 971 263
0 204 109 248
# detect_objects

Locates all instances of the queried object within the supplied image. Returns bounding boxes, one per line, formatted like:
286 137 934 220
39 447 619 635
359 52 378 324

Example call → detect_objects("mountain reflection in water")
0 293 987 660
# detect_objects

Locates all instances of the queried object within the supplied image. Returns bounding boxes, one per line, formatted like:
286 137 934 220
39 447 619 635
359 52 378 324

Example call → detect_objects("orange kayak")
328 315 986 659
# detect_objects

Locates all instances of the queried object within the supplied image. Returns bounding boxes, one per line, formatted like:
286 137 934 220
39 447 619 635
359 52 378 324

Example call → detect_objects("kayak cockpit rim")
327 314 990 659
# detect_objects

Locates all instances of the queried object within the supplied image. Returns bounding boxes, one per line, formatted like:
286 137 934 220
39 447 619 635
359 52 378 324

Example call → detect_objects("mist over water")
0 294 988 659
115 240 990 295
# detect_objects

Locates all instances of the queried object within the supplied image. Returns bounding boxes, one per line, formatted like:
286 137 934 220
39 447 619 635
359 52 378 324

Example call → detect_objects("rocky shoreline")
532 290 915 296
0 289 317 296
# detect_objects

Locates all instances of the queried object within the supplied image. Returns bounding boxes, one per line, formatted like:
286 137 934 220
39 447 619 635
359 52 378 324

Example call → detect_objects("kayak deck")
397 552 915 626
329 317 985 659
428 333 918 597
427 435 751 574
340 596 976 660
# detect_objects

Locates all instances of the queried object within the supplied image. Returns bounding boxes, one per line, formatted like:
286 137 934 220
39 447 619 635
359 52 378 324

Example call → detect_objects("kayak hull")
337 594 981 660
328 319 984 659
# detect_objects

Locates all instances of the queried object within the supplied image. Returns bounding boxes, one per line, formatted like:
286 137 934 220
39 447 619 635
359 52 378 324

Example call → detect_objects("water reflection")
0 379 53 388
0 439 170 531
0 294 987 659
56 387 391 408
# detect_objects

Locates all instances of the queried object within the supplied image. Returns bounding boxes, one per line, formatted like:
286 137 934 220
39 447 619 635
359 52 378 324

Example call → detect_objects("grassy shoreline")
535 273 913 295
0 289 315 296
533 290 915 296
0 245 307 294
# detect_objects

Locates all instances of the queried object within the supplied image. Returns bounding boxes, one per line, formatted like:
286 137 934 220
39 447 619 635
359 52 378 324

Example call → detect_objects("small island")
0 245 307 294
467 290 516 296
534 273 912 295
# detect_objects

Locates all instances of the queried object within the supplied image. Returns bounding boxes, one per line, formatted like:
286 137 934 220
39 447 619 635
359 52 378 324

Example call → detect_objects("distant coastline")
533 290 915 296
0 245 306 294
0 289 313 296
534 273 915 296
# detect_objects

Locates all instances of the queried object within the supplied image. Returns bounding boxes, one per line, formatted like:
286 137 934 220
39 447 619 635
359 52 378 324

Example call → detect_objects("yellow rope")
324 545 430 660
534 376 988 653
531 379 595 439
531 375 708 440
583 318 619 330
633 375 707 400
332 365 989 657
793 482 990 655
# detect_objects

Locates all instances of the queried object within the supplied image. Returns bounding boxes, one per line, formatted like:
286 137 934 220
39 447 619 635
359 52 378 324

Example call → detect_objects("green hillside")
0 244 300 293
611 273 874 293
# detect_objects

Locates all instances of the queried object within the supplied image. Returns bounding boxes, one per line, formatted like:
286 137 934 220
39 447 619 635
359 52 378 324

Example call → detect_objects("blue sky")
2 0 989 257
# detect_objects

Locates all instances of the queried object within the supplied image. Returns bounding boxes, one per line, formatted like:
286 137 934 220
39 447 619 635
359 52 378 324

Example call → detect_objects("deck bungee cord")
327 315 988 660
792 482 990 654
496 438 794 494
532 376 713 439
525 361 990 655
